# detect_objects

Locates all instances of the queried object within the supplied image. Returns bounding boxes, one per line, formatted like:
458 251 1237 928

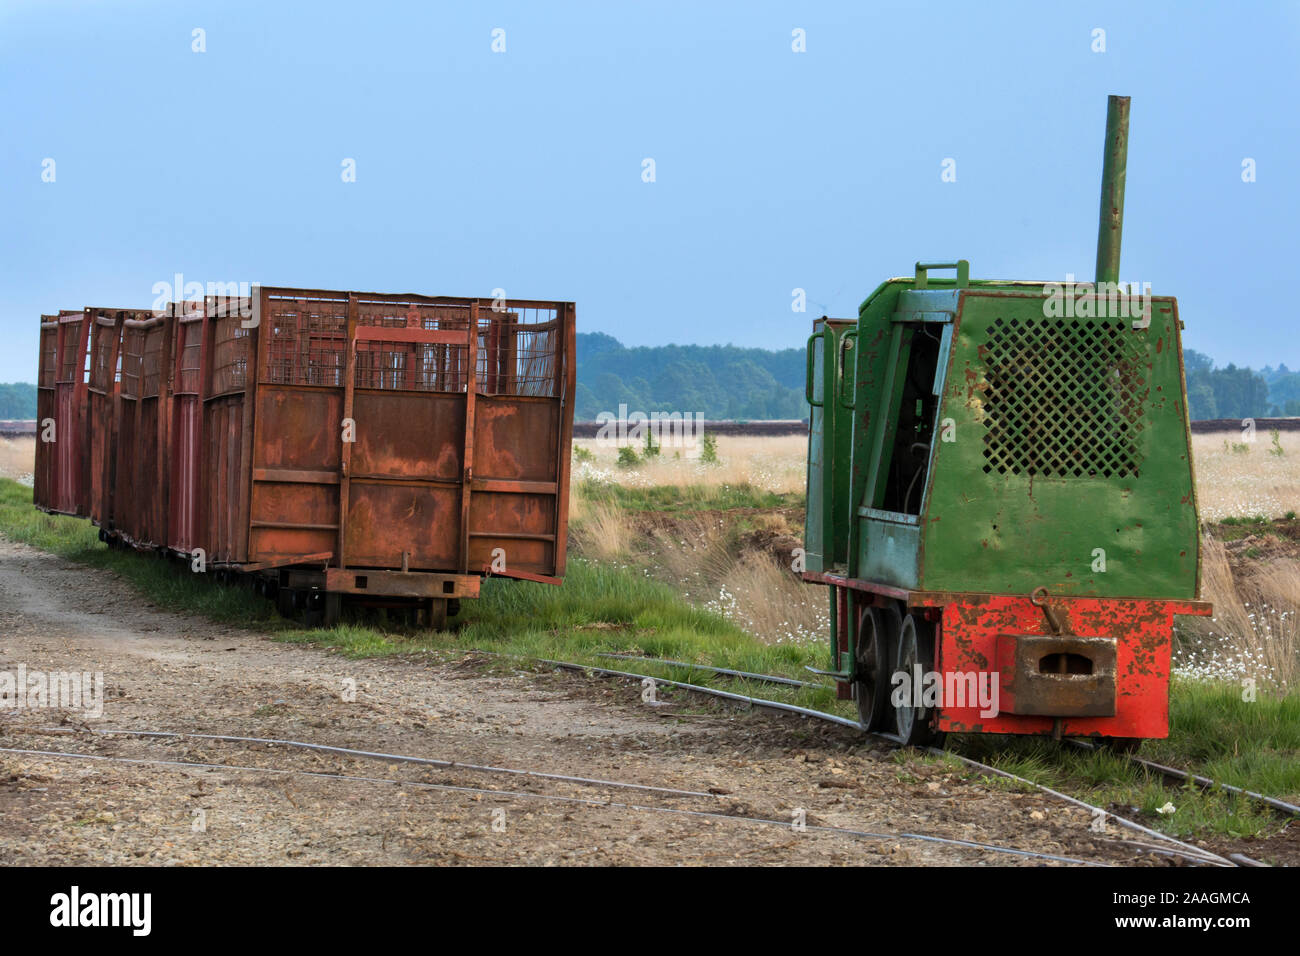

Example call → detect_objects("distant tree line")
1185 351 1300 419
0 343 1295 422
574 332 806 421
0 383 36 419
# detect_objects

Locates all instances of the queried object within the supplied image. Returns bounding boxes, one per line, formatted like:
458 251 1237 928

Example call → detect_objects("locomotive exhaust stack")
1095 94 1130 287
800 95 1209 748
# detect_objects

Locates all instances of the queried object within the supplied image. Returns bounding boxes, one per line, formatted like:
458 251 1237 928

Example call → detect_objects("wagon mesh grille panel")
57 316 83 383
211 316 251 395
39 324 58 388
355 302 470 392
477 308 559 398
175 320 204 395
89 320 121 391
266 297 348 387
120 327 146 400
141 328 165 398
980 316 1146 479
262 296 562 395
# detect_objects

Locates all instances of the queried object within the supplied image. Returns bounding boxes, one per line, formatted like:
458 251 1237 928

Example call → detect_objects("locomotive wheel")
853 605 890 731
894 613 944 747
276 586 297 619
322 592 342 628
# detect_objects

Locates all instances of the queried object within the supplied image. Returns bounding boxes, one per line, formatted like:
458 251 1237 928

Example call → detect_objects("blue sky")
2 0 1297 383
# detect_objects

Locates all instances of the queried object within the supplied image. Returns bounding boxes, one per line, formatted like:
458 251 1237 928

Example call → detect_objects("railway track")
3 729 1107 867
1065 739 1300 818
0 650 1271 867
597 654 1300 818
526 653 1289 867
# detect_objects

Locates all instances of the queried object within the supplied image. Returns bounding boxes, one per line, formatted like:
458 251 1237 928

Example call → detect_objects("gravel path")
0 536 1164 866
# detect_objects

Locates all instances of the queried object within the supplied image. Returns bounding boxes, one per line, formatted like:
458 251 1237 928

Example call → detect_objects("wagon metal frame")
34 288 576 628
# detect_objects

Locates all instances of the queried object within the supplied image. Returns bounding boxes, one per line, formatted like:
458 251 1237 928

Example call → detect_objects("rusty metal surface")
38 310 92 516
936 593 1178 738
167 307 207 554
32 289 575 605
800 569 913 601
33 316 60 511
246 289 575 583
85 309 152 528
995 633 1117 717
322 568 481 599
113 315 172 548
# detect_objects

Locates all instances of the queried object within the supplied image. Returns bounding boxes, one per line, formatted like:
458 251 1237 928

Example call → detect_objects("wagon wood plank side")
338 293 358 569
555 301 577 577
237 297 258 563
460 301 479 574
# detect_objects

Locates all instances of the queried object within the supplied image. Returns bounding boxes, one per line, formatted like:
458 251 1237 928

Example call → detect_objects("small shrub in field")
643 429 659 459
1269 430 1285 457
573 445 595 464
617 446 640 468
701 432 719 464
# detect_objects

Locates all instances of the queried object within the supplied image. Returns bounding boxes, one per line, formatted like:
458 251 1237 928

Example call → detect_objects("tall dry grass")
0 436 35 485
710 552 830 646
570 500 633 563
574 498 827 645
1177 537 1300 691
1192 430 1300 521
572 434 807 494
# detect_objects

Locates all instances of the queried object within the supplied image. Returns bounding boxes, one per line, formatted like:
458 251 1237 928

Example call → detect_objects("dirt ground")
0 537 1180 867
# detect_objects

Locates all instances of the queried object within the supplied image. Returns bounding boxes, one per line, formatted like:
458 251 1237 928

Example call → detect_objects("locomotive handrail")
804 329 825 407
913 260 969 290
837 330 858 409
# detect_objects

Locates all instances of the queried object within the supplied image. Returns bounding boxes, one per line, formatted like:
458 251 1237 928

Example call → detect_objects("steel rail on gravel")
552 653 1292 856
0 744 1105 867
531 656 1240 867
1065 739 1300 818
593 653 827 689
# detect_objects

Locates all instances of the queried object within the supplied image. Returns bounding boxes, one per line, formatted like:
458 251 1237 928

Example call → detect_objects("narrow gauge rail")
597 654 1300 822
534 655 1271 867
0 731 1117 867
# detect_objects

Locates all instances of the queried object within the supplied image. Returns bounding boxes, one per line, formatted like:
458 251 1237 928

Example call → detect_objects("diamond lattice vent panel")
980 316 1146 479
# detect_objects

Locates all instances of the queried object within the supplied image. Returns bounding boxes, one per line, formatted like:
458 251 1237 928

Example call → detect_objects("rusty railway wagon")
36 289 576 628
801 96 1211 748
35 309 91 517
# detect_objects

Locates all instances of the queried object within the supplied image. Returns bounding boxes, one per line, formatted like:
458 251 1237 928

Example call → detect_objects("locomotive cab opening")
877 322 944 517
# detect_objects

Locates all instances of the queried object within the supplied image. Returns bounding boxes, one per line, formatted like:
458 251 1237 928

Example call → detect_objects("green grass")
279 557 833 697
948 679 1299 840
577 478 802 513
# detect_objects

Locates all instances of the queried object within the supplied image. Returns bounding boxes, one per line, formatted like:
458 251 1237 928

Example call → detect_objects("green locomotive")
802 96 1210 747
